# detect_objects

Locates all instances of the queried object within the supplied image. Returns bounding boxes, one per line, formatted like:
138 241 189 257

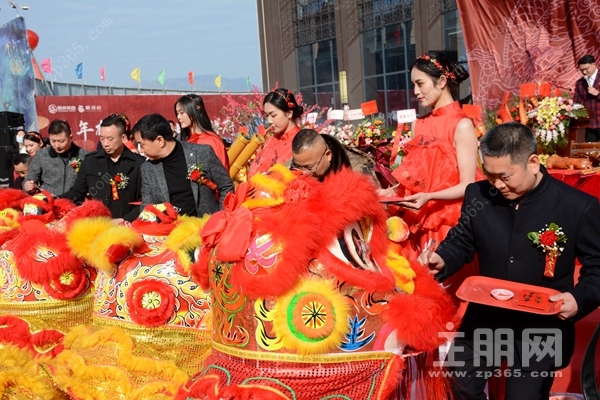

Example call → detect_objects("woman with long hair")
381 52 483 259
249 88 303 176
174 94 229 170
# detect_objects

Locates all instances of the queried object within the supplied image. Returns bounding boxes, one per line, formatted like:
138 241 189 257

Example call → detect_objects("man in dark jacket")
421 122 600 400
60 114 144 222
24 120 88 196
132 113 233 217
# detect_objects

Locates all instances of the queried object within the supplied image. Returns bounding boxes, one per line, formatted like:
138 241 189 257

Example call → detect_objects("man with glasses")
291 129 351 181
574 54 600 142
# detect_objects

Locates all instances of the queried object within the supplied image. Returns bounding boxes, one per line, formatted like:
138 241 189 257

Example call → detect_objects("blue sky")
2 0 262 89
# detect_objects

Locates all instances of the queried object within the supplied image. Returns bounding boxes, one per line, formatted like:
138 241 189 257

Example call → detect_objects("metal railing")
293 0 336 47
358 0 414 32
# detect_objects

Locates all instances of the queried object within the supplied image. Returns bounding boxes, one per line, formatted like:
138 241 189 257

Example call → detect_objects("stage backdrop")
35 94 253 151
0 17 38 131
456 0 600 109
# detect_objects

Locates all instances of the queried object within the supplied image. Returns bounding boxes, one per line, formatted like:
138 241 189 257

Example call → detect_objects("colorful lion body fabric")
0 193 111 399
41 203 213 400
179 165 458 400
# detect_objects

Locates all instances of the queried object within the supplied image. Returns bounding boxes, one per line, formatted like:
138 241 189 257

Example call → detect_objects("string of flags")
37 58 248 90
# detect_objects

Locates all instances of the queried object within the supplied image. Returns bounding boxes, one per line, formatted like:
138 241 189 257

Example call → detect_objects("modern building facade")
257 0 467 119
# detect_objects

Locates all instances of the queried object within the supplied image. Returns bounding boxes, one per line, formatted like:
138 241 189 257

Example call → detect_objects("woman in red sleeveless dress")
249 88 303 176
174 94 229 170
384 52 484 260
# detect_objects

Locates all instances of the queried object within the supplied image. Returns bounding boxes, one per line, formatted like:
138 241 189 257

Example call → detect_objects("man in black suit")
421 122 600 400
574 54 600 142
132 113 233 217
60 113 144 222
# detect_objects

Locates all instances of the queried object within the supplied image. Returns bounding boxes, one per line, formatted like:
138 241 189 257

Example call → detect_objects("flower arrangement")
527 96 587 154
69 157 81 172
187 164 217 191
109 173 129 201
319 123 355 145
527 222 567 278
485 87 588 155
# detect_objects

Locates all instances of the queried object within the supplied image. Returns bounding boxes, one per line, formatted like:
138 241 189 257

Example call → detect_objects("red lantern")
27 29 39 51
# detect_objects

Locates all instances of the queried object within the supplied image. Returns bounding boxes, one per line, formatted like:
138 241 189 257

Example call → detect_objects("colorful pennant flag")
214 74 221 89
188 71 194 86
246 76 251 91
100 65 105 81
40 58 52 74
32 59 43 80
75 62 83 79
158 70 165 85
130 67 140 83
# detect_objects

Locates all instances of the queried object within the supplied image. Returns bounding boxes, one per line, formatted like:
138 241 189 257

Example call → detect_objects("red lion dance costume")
0 190 110 399
178 165 459 400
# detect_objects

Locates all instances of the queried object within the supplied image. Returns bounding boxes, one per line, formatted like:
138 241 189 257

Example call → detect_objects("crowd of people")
3 51 600 400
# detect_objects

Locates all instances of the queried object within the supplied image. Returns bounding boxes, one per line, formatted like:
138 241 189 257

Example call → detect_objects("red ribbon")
111 182 120 200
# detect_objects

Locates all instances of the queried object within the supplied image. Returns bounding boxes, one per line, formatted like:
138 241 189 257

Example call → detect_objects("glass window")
298 44 314 87
297 39 339 108
362 20 416 122
443 10 469 100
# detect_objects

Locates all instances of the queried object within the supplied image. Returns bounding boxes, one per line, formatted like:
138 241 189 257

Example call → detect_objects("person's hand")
418 250 445 275
377 186 396 197
112 218 125 225
24 180 38 194
588 86 599 96
549 292 578 320
399 192 430 210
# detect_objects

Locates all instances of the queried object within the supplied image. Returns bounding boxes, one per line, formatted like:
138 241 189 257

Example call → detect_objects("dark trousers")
449 336 555 400
585 128 600 142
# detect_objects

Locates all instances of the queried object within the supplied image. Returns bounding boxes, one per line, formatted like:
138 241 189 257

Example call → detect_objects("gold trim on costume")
211 340 395 364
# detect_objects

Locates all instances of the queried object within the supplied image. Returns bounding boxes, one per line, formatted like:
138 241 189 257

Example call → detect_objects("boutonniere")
109 173 129 200
69 157 81 172
527 223 567 278
187 164 217 190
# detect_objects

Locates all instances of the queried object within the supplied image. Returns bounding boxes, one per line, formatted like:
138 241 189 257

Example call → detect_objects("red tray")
456 276 563 315
380 196 406 203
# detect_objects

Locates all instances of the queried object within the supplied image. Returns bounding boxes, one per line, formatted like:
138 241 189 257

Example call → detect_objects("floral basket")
485 84 588 155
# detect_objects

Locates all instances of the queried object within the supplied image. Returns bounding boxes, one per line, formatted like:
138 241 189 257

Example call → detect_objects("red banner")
457 0 600 109
35 94 254 151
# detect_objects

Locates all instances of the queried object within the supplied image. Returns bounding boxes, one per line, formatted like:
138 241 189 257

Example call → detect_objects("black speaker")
0 112 24 130
0 128 12 147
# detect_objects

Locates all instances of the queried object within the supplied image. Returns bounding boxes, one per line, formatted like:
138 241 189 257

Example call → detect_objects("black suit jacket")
437 167 600 369
60 146 144 221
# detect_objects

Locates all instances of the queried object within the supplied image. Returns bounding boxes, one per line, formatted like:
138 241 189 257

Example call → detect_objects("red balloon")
27 29 39 51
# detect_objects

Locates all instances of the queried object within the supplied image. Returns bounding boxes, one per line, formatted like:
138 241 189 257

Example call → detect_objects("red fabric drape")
456 0 600 109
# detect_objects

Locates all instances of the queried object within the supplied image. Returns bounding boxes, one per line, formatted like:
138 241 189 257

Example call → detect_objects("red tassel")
111 183 120 200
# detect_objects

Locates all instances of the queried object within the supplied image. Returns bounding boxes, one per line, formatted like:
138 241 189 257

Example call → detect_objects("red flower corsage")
109 173 129 200
127 278 176 327
527 223 567 278
187 164 217 191
69 157 81 172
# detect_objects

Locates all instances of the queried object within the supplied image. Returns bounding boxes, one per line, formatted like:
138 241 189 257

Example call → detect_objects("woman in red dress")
382 52 483 259
174 94 229 170
249 88 303 176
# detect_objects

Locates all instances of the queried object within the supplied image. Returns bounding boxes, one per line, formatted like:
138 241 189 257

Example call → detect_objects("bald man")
291 129 351 181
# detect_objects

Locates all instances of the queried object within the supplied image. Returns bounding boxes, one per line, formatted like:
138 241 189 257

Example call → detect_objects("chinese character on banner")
76 120 94 142
95 120 102 136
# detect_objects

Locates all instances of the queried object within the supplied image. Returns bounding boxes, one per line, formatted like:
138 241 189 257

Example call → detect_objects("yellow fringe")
64 325 188 381
52 325 188 399
165 215 208 273
88 225 143 273
66 217 114 261
386 250 415 294
0 344 57 399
